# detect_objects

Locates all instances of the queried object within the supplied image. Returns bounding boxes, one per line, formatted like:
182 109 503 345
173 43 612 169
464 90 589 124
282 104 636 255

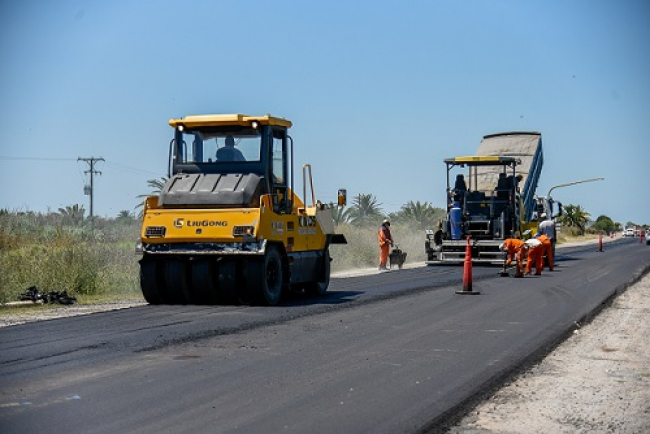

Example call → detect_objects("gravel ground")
2 237 648 433
450 272 650 434
0 299 147 327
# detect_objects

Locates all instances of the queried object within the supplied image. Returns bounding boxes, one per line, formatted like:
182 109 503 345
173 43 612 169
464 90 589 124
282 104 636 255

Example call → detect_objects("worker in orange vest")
535 233 554 271
378 219 393 270
499 238 526 269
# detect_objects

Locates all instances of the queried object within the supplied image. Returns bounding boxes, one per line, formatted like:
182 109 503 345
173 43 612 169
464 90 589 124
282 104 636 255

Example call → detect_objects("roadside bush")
1 240 98 302
0 213 141 304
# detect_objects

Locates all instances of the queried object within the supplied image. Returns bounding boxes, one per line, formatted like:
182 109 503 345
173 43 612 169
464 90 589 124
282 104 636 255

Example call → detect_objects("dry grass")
556 229 603 245
330 222 426 272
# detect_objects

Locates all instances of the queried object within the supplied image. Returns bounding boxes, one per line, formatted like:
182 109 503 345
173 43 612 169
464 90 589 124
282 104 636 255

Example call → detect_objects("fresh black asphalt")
0 237 648 433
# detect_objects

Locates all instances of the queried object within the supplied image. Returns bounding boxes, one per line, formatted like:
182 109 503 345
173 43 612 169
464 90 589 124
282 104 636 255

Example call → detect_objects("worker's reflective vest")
378 225 393 246
503 238 525 264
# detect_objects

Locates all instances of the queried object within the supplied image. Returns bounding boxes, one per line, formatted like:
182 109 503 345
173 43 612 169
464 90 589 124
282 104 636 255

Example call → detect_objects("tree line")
3 177 644 235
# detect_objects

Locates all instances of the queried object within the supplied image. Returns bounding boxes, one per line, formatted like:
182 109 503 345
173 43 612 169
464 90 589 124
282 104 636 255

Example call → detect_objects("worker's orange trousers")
379 244 390 269
541 240 554 271
526 245 545 275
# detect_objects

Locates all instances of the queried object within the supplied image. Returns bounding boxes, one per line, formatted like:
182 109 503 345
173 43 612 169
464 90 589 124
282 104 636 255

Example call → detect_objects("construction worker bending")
524 238 545 275
499 238 526 268
535 233 554 271
378 219 393 270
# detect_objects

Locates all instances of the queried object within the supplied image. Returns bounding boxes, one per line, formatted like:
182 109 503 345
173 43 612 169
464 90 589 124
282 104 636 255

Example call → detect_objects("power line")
0 156 75 161
0 155 164 177
76 160 87 185
103 160 164 177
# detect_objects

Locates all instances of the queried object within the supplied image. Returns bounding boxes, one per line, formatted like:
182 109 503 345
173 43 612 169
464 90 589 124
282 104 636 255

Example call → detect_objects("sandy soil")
449 272 650 434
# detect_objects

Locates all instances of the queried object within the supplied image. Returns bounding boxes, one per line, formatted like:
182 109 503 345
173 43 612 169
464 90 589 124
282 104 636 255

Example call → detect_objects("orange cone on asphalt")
456 237 480 295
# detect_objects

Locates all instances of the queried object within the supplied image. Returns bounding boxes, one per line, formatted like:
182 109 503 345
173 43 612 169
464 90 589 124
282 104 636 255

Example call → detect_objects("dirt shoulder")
0 299 146 328
450 271 650 433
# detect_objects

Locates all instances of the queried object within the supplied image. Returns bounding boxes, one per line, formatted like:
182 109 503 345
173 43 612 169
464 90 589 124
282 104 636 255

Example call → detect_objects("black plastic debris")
19 286 77 305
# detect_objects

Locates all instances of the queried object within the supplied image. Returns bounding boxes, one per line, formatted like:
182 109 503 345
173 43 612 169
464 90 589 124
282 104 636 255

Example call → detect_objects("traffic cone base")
456 288 481 295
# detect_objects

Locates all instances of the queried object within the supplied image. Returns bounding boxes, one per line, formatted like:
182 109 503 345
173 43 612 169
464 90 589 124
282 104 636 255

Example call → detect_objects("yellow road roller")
137 114 347 305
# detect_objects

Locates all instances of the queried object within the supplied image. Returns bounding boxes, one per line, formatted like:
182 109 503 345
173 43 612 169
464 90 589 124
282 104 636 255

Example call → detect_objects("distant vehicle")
624 228 635 237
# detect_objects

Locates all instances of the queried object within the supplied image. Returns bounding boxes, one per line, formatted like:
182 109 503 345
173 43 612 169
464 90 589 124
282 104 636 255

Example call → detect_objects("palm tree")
395 201 445 230
138 177 169 198
58 204 86 225
116 210 135 222
135 176 169 211
559 204 590 235
347 193 383 226
329 203 351 226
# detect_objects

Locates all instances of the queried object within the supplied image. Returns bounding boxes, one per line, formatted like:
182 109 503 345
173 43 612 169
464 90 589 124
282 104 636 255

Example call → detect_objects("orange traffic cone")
456 237 480 295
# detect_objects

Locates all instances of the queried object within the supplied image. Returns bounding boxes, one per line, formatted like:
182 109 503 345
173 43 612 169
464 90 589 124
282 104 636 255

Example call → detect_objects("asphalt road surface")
1 238 648 434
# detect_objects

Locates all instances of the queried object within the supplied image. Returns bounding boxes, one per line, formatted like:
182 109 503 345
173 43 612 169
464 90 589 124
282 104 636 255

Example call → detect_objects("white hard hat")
382 219 390 225
499 242 505 252
540 213 547 219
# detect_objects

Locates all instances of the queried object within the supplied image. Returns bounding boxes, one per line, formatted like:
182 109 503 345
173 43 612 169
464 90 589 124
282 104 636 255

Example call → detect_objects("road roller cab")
138 114 347 305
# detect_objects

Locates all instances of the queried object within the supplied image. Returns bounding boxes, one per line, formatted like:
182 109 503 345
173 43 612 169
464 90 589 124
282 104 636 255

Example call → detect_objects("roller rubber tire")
217 259 239 303
255 246 284 306
191 259 219 304
163 259 193 304
140 259 165 304
305 249 331 296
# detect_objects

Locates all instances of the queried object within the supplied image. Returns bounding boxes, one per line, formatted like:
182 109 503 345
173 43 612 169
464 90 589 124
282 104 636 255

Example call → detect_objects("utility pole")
78 157 104 225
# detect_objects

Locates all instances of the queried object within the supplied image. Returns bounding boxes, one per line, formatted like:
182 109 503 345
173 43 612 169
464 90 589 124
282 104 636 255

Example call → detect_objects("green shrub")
0 213 141 304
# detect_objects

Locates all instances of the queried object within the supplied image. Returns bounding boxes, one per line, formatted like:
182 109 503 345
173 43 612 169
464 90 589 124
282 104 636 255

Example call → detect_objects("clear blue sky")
1 0 648 225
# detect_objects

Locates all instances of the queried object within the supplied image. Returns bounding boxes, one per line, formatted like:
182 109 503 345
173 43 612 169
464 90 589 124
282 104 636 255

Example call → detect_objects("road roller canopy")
169 114 292 129
164 114 294 213
168 114 292 175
